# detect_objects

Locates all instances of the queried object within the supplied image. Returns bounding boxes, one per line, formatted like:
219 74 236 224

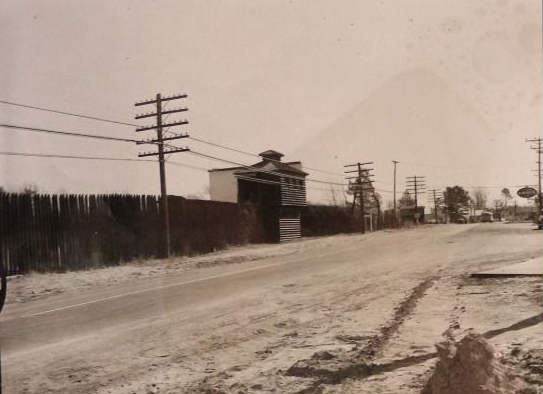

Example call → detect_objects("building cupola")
259 150 284 162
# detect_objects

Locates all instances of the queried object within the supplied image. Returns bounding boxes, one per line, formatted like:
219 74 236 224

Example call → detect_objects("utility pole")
392 160 399 227
405 175 426 224
405 176 426 208
135 93 190 257
527 137 542 217
427 189 443 224
345 161 374 234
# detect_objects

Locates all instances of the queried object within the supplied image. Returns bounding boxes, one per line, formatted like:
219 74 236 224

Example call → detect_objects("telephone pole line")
406 175 426 224
135 93 190 257
345 161 374 234
427 189 443 224
392 160 399 227
526 137 542 217
405 176 426 208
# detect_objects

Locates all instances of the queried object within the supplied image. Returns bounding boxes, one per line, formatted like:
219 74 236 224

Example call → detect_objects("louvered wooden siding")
280 179 306 206
279 218 301 242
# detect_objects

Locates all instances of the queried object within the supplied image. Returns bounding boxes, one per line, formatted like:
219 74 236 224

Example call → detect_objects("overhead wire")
3 98 530 194
0 150 215 173
1 121 527 195
0 151 152 162
0 99 138 127
0 121 352 189
235 174 357 193
0 123 170 147
188 149 394 194
0 120 371 189
0 149 347 194
0 99 348 178
0 123 137 143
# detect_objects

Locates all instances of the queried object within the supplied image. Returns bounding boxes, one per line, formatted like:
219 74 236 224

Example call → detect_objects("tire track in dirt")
177 277 400 393
285 276 438 388
312 310 543 385
104 279 385 394
286 279 543 393
357 277 437 359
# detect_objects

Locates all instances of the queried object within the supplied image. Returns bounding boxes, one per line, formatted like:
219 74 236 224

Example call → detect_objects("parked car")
454 215 468 224
481 211 494 223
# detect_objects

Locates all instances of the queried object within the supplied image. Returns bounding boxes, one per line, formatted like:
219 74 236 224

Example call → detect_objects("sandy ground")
5 233 356 305
2 223 542 394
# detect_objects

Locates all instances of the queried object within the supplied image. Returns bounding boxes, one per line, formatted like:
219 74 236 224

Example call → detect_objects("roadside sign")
517 187 537 199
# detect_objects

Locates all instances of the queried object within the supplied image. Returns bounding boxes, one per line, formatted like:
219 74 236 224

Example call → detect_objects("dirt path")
2 223 542 394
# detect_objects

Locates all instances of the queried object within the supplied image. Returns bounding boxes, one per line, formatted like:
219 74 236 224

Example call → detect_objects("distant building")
400 206 425 225
208 150 307 242
469 209 493 223
480 211 494 222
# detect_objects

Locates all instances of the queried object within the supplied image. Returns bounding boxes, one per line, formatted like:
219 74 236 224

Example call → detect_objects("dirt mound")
422 333 526 394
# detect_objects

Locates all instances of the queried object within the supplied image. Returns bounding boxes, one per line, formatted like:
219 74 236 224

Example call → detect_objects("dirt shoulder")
5 232 365 305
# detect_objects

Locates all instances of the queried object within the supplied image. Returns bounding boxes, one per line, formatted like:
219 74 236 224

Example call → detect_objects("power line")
0 119 368 189
188 149 394 193
0 150 211 173
4 98 508 189
0 123 178 148
0 123 137 143
188 136 345 177
235 174 342 193
0 151 153 162
166 161 208 172
0 149 325 192
0 99 138 127
0 150 342 194
2 121 526 195
189 150 306 180
0 119 388 191
188 136 258 159
0 99 347 178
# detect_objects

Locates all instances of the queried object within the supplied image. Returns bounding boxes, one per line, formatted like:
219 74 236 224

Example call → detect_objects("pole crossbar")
135 92 190 257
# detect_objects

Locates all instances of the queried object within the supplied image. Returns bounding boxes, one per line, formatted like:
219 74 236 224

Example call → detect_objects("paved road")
1 238 372 356
2 223 542 394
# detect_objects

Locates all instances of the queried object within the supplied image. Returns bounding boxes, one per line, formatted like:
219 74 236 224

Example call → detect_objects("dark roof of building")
238 160 307 176
259 150 284 158
208 160 307 176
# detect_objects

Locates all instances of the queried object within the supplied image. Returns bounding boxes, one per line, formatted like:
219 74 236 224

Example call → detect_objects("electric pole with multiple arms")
345 161 375 233
427 189 443 224
392 160 399 227
526 137 542 217
405 175 426 224
135 93 190 257
405 176 426 208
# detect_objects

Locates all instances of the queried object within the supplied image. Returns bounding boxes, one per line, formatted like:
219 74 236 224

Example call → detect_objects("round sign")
517 187 538 199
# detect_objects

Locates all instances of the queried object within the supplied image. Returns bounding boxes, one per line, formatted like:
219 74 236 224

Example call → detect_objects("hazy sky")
1 0 542 206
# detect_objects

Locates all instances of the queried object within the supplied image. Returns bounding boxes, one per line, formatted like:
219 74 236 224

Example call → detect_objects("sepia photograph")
1 1 542 393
